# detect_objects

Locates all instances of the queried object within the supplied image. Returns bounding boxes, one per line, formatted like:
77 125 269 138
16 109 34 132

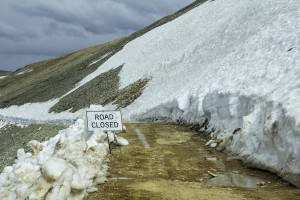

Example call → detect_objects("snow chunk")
115 136 129 146
42 158 69 181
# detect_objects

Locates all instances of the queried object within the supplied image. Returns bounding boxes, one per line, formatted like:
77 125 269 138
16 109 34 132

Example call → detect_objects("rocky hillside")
0 70 11 76
0 0 207 110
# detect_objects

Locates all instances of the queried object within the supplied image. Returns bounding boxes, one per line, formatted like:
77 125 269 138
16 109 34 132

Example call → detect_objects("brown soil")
87 123 300 200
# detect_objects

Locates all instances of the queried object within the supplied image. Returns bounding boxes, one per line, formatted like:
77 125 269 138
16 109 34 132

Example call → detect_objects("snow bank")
74 0 300 185
0 105 128 199
132 91 300 186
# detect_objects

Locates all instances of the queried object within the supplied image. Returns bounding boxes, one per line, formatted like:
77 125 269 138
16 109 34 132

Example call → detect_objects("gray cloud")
11 1 156 34
0 0 194 71
0 21 38 42
42 22 86 38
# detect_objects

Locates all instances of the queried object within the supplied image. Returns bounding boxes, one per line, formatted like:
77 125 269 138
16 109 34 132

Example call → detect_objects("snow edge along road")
128 91 300 187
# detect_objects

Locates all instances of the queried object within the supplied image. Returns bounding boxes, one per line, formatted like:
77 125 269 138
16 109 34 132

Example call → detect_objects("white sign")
86 110 123 131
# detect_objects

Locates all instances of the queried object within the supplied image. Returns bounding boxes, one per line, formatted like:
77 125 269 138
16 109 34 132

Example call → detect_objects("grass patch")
0 71 11 76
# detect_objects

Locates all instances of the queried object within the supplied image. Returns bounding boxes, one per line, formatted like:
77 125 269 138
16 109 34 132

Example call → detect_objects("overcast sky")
0 0 194 71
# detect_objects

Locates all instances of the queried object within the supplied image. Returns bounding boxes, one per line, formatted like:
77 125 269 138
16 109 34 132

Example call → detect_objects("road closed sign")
86 110 123 131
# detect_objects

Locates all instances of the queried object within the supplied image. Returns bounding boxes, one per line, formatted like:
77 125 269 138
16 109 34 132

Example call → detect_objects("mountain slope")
0 70 11 75
0 0 207 109
1 0 300 190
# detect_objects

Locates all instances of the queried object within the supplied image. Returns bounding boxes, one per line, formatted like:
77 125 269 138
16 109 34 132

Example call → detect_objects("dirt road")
88 123 300 200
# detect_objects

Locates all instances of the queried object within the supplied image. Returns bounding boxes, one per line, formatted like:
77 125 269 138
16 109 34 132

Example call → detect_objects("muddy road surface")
88 123 300 200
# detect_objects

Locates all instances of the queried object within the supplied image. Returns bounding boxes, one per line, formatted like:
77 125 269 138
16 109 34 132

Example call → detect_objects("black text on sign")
86 111 123 131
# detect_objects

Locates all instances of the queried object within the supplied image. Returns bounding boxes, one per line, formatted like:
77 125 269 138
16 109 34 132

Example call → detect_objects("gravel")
0 124 67 172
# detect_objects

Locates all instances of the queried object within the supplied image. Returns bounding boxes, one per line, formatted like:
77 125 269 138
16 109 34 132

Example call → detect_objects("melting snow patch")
86 52 112 68
0 99 83 125
16 69 33 76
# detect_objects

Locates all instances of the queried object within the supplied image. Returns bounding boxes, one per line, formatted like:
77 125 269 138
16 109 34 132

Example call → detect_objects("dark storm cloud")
42 22 80 37
0 23 20 41
0 0 194 71
0 22 37 41
11 1 150 35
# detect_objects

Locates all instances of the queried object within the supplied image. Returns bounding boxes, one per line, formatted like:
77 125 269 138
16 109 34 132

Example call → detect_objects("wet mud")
88 122 300 200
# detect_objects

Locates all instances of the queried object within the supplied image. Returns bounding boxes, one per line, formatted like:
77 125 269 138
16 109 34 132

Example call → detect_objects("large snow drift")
75 0 300 185
1 0 300 188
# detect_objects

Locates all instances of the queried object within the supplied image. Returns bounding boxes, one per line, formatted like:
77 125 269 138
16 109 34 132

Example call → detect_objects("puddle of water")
135 127 150 148
207 172 262 188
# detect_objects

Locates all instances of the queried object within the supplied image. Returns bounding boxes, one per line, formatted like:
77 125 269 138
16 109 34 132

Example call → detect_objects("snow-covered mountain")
1 0 300 198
